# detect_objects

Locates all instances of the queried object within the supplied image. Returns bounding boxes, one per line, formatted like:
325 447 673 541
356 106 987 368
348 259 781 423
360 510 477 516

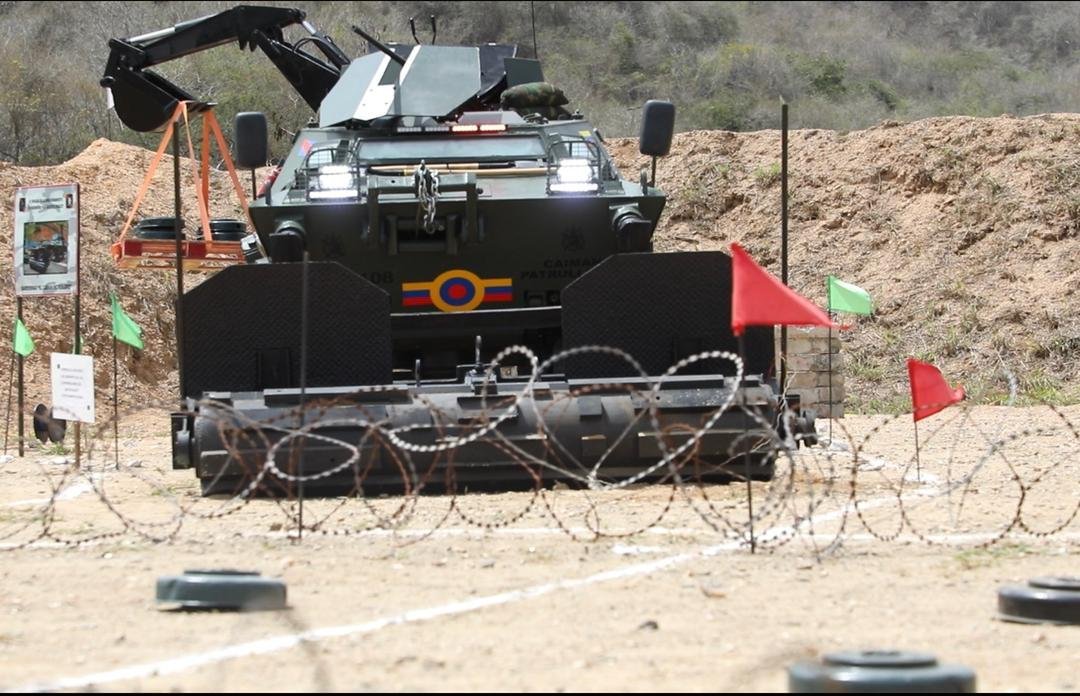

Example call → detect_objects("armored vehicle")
102 5 810 495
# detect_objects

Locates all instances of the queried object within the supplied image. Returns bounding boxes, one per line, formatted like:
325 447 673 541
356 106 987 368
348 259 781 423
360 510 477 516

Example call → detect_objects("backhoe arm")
101 5 349 132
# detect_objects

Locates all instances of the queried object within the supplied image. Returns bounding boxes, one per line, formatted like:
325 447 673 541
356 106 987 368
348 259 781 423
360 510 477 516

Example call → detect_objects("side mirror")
638 100 675 157
234 112 268 169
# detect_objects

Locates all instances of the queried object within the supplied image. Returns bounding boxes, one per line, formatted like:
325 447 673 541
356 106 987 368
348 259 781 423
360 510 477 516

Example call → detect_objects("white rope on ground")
8 490 910 693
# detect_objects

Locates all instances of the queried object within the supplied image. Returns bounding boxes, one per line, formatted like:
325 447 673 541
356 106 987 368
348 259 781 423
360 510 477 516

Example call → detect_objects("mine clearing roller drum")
187 374 779 496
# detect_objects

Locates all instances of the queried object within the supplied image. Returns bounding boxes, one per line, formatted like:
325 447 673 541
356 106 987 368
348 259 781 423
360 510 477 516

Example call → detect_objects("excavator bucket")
103 57 195 133
100 5 341 132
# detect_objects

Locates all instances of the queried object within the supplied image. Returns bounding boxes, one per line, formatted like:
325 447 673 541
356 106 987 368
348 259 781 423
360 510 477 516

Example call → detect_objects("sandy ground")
0 404 1076 692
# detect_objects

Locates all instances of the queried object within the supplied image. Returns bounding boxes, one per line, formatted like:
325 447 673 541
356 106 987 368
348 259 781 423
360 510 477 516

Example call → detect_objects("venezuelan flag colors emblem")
402 269 513 312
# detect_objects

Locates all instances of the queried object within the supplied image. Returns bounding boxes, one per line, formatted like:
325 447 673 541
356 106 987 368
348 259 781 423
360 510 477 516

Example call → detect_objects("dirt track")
0 405 1076 692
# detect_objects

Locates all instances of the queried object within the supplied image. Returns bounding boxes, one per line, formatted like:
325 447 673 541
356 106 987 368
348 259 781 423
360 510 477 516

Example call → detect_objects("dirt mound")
0 138 248 412
610 113 1080 409
0 115 1077 419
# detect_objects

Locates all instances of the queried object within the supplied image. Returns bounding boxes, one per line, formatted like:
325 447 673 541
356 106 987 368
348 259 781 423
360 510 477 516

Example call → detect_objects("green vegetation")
1 1 1079 165
954 542 1033 570
45 442 70 456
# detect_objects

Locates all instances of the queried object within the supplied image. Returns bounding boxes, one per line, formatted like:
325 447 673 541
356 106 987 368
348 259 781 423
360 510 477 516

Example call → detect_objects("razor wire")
0 344 1077 556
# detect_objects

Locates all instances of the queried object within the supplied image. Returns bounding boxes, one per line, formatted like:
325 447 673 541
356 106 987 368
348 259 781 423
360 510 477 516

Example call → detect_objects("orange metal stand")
111 102 252 271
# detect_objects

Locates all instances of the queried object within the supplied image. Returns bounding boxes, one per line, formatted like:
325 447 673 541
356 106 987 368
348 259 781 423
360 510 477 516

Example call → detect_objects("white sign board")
14 183 79 297
51 353 95 424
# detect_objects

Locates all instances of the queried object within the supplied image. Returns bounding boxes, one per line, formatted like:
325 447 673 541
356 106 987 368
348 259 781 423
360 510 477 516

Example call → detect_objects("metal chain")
414 161 440 234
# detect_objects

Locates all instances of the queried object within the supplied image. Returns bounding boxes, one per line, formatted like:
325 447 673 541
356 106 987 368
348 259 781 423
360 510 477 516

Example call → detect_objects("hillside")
1 113 1077 416
609 112 1080 408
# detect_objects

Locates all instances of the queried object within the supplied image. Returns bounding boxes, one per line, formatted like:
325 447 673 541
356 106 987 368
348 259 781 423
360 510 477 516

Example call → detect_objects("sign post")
14 183 81 459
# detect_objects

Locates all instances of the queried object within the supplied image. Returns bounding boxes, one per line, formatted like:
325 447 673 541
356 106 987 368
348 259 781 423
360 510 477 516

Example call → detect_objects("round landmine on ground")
787 649 976 692
156 570 287 611
998 576 1080 625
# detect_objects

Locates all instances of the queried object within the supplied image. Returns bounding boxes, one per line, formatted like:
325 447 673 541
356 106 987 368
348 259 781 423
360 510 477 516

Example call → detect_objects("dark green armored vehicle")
103 5 807 495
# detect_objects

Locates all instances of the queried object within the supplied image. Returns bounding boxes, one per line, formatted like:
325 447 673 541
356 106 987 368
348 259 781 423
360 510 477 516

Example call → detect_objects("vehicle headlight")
308 164 360 200
550 158 599 193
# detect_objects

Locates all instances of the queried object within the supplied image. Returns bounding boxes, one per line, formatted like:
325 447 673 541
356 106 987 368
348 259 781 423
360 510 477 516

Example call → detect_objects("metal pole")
913 419 922 483
530 0 539 59
297 250 310 541
74 203 81 468
3 345 13 454
739 333 756 554
779 99 789 406
16 297 24 457
173 116 185 403
827 312 834 445
113 337 119 469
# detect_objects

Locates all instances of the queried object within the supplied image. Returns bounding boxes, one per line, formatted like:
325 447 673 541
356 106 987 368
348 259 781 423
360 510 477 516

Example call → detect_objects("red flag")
729 243 837 336
907 358 965 422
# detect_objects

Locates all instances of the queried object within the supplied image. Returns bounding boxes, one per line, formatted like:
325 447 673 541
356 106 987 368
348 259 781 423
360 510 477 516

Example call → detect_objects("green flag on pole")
827 276 873 316
13 319 34 357
111 293 144 350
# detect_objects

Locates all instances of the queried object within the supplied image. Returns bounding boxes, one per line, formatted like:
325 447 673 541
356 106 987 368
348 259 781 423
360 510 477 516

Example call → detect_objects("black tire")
47 409 67 444
191 219 247 242
134 217 184 240
32 404 49 444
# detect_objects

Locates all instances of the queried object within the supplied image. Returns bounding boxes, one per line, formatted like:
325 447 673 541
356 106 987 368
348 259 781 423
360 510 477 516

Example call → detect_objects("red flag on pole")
729 243 837 336
907 358 965 422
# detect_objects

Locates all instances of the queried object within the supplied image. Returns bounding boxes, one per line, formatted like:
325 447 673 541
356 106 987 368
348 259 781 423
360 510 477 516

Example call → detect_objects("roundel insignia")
432 270 483 312
401 269 514 313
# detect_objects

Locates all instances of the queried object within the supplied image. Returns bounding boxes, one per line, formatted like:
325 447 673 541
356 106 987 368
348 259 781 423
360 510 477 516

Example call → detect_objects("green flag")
827 276 873 316
13 318 34 357
111 293 144 350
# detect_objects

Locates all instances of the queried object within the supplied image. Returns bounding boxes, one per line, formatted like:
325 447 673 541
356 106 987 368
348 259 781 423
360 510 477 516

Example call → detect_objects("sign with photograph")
13 183 79 296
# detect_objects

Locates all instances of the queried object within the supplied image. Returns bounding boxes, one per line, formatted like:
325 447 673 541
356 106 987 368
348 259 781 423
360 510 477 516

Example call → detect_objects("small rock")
796 560 815 570
0 455 13 464
102 552 113 560
479 558 495 569
434 558 448 567
1032 633 1047 644
269 521 283 532
700 581 726 599
51 456 70 466
637 619 659 631
127 459 143 468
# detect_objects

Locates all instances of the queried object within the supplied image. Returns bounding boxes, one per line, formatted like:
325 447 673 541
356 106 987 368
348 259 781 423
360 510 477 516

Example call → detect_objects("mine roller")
102 5 816 496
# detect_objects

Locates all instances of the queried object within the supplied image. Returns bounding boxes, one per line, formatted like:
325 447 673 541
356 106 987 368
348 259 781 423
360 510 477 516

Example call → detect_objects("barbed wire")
0 344 1076 556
